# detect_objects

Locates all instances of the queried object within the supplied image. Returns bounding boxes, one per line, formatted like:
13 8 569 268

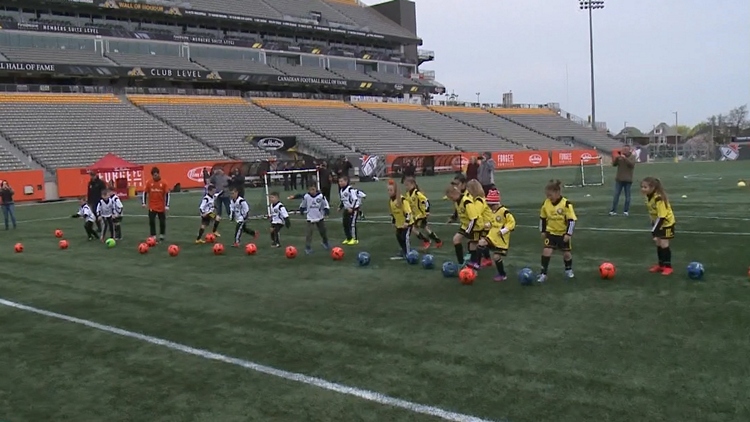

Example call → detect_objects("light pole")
476 92 480 104
673 111 679 157
579 0 604 131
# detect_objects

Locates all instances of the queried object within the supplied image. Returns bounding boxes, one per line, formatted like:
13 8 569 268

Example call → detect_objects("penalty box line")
0 298 498 422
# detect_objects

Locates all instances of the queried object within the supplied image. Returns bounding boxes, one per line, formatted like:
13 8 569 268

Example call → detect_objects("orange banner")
550 149 599 166
0 169 45 202
57 161 239 198
491 150 549 169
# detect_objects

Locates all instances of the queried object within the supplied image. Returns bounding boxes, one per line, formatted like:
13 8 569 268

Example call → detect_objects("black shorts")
414 218 428 229
653 225 675 239
112 216 123 223
543 233 571 251
201 216 214 226
484 238 508 256
458 230 483 242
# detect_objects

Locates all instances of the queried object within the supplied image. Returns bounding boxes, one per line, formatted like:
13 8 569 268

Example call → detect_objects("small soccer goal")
565 155 604 188
262 168 320 216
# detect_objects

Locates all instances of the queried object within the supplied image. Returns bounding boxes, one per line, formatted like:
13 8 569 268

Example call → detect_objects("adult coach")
477 152 496 193
609 145 636 216
209 169 231 217
142 167 170 241
87 171 106 231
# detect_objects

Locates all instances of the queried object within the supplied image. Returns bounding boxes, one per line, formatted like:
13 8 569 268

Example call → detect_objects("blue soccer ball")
442 261 458 278
406 250 420 265
518 267 535 286
357 251 371 267
421 254 435 269
687 261 705 280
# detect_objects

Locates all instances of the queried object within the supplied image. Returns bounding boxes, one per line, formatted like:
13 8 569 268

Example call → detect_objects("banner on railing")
550 149 599 166
0 169 45 202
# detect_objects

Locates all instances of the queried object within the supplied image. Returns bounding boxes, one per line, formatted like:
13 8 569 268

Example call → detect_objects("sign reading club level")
248 136 297 151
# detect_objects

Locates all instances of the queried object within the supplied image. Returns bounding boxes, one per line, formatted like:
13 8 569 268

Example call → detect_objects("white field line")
0 298 498 422
15 213 750 236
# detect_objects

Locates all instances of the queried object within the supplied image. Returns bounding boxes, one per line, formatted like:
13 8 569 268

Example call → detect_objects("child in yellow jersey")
478 188 516 281
538 179 577 283
466 180 493 269
388 180 413 259
641 177 676 275
445 183 476 266
404 177 442 250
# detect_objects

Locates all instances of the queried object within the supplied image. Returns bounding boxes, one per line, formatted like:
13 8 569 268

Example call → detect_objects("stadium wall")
0 169 46 202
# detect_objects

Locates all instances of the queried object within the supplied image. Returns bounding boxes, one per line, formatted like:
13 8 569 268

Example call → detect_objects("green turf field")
1 161 749 422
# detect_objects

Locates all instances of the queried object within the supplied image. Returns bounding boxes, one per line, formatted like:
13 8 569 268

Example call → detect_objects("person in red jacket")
142 167 170 242
465 156 480 181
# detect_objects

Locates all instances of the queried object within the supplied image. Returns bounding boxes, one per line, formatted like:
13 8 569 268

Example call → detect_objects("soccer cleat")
609 212 616 216
349 239 359 245
465 262 481 270
271 243 281 248
493 274 507 282
232 242 240 248
305 247 313 255
321 242 330 250
564 269 575 279
661 267 674 276
623 212 629 217
536 273 548 284
649 264 664 273
214 232 221 237
422 241 431 250
435 240 443 248
159 235 165 242
195 239 206 244
342 239 351 245
480 258 493 268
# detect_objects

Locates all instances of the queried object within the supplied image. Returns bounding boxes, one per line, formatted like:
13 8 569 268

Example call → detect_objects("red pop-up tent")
81 153 144 199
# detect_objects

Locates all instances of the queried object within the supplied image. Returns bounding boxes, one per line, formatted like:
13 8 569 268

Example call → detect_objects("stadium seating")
253 98 454 154
186 0 283 20
431 106 565 150
0 94 223 169
323 0 417 40
106 52 204 70
191 57 282 75
0 46 113 66
492 108 623 151
367 71 422 85
356 103 519 151
0 144 30 171
328 68 378 82
128 95 352 159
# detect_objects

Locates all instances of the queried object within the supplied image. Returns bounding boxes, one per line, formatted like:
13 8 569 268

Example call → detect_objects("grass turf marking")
0 298 500 422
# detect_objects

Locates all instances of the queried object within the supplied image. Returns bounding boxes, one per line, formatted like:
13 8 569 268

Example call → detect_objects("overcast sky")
364 0 750 131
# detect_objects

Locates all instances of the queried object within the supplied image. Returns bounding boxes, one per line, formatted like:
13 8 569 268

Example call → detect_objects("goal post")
263 168 320 216
565 155 604 188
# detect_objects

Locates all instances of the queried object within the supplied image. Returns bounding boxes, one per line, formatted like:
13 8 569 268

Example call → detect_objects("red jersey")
142 179 170 212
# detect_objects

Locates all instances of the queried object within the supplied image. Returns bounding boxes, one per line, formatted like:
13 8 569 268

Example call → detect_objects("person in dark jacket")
465 156 480 181
1 180 16 230
400 160 416 183
209 169 231 217
230 168 245 199
87 171 106 232
318 162 332 202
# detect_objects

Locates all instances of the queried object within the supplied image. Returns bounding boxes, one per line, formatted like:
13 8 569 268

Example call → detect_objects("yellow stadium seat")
0 93 120 104
355 102 425 111
490 107 556 116
429 106 487 114
251 98 349 108
126 95 247 106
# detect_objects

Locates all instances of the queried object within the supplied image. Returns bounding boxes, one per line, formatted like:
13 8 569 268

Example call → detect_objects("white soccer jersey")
270 202 289 225
199 194 216 216
111 195 124 217
78 204 96 222
300 192 330 223
339 185 361 209
230 196 250 222
97 197 115 218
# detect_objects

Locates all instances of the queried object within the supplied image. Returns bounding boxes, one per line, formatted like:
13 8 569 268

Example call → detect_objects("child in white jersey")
300 184 330 254
71 196 99 240
196 184 221 243
268 192 290 248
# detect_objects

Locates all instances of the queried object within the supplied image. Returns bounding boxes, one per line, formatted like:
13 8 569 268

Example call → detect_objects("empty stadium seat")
0 94 223 169
356 103 518 151
128 95 352 159
272 62 342 79
323 0 417 40
328 68 377 82
0 46 113 66
106 52 204 70
253 98 453 154
186 0 283 20
191 57 282 75
0 144 30 171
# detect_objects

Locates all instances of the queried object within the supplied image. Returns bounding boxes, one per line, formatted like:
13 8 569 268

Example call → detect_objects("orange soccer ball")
59 240 69 250
245 243 258 255
205 233 217 243
168 244 180 257
138 242 149 254
213 243 225 255
599 262 616 280
146 236 157 247
14 242 23 253
54 229 64 238
458 267 476 285
285 245 298 259
331 247 345 261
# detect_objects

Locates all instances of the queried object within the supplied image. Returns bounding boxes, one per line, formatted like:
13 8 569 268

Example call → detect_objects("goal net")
262 168 320 216
565 155 604 188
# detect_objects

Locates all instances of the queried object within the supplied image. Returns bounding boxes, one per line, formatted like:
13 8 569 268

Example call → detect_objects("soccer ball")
421 254 435 269
518 267 535 286
357 251 371 266
59 240 69 250
138 243 149 254
205 233 216 243
54 229 63 238
105 238 116 248
442 261 458 278
245 243 258 255
406 250 420 265
13 242 23 253
687 261 705 280
331 247 344 260
213 243 225 255
146 236 157 247
599 262 616 280
168 244 180 257
458 267 476 285
285 245 298 259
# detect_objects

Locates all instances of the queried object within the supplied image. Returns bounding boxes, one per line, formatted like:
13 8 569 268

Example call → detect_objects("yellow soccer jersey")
471 196 492 232
406 188 430 220
540 197 577 236
455 191 475 230
390 195 412 227
487 206 516 250
646 193 675 228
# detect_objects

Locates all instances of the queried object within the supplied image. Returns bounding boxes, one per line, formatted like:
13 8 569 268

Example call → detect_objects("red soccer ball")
14 242 23 253
168 244 180 257
59 240 69 250
146 236 157 247
54 229 64 238
245 243 258 255
285 246 298 259
599 262 616 280
331 247 344 261
458 267 476 285
138 243 149 254
205 233 217 243
213 243 225 255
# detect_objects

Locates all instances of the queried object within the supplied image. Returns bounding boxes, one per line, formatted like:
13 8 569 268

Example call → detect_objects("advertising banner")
491 150 550 169
125 67 222 81
550 149 599 166
0 169 45 202
385 153 463 176
246 136 297 152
